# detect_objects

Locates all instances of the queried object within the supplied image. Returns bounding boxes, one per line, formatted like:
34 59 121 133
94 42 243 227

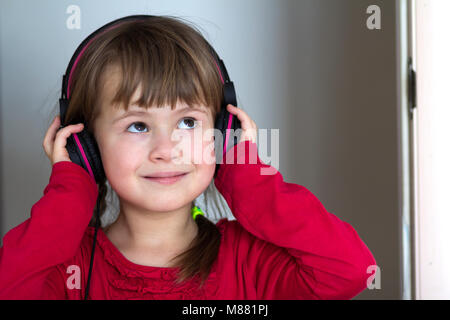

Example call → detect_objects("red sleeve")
40 265 69 300
0 161 98 299
214 140 377 300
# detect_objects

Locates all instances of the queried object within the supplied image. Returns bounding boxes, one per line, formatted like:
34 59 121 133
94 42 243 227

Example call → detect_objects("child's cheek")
170 129 198 165
192 129 205 165
202 128 217 165
171 126 215 166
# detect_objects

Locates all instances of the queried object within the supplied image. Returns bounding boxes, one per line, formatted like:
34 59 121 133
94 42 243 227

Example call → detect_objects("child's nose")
148 129 184 161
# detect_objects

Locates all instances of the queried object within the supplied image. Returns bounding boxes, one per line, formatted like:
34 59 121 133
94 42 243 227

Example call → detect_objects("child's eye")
126 118 198 133
178 117 198 130
127 122 148 133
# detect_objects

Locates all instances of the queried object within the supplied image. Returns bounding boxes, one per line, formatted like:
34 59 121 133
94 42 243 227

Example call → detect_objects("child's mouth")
143 173 188 185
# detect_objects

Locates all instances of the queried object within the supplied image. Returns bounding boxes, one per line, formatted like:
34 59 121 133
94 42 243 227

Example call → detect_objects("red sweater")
0 140 376 299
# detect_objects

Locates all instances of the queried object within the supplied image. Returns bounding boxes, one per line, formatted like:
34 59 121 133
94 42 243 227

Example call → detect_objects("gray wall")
0 0 400 299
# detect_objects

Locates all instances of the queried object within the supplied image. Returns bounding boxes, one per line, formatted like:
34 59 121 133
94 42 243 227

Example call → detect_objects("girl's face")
93 67 217 213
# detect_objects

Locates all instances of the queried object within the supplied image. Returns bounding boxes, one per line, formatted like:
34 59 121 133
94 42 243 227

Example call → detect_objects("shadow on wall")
281 1 398 299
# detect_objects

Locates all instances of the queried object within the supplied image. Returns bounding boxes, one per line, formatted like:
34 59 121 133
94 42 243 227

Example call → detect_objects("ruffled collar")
84 218 228 298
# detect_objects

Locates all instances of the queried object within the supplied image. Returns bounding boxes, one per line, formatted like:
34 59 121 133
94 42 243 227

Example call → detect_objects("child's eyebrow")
112 107 207 123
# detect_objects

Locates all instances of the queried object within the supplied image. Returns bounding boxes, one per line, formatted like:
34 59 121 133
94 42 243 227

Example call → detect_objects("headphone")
58 15 241 300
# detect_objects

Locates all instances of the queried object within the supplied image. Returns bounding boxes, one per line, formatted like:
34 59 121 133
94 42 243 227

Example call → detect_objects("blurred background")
2 0 446 300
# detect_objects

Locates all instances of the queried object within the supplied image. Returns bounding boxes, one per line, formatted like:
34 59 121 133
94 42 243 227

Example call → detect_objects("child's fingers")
227 104 257 131
226 104 258 144
42 115 61 158
43 115 84 165
52 122 84 164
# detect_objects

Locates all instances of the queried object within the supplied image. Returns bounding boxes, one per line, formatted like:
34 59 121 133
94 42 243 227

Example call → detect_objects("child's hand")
226 104 258 144
43 115 84 166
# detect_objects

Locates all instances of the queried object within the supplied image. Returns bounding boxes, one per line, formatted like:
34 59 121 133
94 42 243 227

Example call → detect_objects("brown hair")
62 16 224 289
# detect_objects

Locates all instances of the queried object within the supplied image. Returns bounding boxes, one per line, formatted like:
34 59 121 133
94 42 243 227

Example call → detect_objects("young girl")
0 15 376 300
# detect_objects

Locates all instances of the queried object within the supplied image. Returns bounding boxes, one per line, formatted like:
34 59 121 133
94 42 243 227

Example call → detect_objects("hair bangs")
101 22 222 117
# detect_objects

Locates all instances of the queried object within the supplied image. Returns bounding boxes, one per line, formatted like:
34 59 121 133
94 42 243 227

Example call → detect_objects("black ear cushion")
213 105 242 179
66 129 105 184
77 129 106 183
213 107 227 179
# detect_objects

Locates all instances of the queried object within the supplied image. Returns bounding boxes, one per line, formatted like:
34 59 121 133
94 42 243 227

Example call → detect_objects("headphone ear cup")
229 107 242 146
66 129 106 184
213 107 227 179
213 80 243 179
213 104 243 179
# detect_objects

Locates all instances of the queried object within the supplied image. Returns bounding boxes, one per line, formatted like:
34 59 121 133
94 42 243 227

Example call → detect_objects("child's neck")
104 204 198 268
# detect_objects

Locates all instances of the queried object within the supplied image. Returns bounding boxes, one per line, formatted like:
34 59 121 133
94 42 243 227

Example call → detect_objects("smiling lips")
146 172 187 178
144 172 188 185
